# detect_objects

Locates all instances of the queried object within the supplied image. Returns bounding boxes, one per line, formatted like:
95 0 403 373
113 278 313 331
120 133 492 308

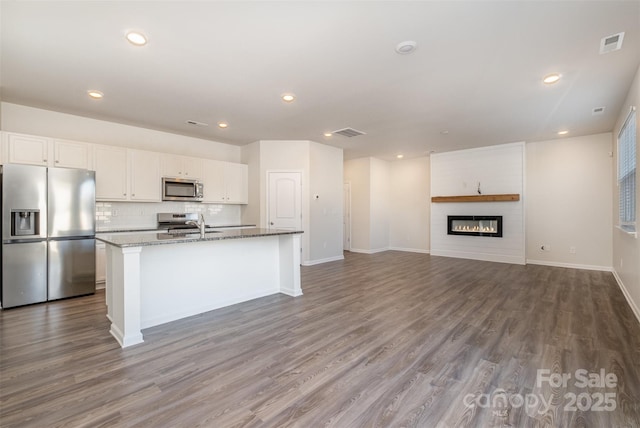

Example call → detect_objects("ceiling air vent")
332 127 366 138
600 32 624 54
592 107 605 116
186 120 209 127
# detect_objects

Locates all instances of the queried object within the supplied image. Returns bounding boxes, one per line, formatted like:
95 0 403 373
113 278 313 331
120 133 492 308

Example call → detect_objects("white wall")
526 133 613 270
309 142 344 263
430 142 525 264
370 158 390 252
389 157 430 253
1 103 241 162
344 158 372 251
612 64 640 323
345 156 430 254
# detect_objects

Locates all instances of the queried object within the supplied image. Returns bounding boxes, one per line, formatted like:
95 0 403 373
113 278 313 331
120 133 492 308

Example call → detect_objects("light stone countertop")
96 228 302 248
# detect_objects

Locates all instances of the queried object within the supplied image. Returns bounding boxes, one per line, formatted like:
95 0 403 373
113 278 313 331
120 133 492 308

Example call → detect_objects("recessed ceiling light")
395 40 417 54
87 90 104 99
126 31 147 46
543 73 561 84
557 130 569 135
323 132 332 137
396 154 404 159
281 93 296 103
440 130 449 135
218 122 228 129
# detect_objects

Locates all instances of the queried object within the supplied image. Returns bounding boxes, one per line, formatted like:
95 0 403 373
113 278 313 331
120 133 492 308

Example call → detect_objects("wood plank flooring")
1 251 639 427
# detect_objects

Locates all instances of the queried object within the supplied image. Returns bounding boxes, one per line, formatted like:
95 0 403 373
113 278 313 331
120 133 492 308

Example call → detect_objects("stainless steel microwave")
162 177 203 201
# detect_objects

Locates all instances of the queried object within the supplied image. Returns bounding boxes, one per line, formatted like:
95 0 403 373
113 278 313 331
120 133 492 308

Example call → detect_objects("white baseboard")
387 247 430 254
302 255 345 266
349 247 389 254
526 259 613 272
612 270 640 325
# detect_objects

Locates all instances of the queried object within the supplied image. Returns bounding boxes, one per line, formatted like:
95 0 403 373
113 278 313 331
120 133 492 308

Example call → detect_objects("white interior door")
267 172 302 230
343 182 351 251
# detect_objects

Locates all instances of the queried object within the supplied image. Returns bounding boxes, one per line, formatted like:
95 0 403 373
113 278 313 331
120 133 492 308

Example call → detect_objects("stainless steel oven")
162 177 203 201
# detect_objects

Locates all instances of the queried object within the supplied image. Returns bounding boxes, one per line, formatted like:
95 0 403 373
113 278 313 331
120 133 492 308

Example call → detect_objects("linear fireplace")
447 215 503 237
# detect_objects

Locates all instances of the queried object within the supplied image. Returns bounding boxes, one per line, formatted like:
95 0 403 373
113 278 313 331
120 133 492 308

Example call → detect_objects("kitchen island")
96 228 303 348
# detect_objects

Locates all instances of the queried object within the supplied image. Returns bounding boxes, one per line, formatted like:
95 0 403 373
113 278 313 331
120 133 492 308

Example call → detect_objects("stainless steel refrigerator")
1 164 96 308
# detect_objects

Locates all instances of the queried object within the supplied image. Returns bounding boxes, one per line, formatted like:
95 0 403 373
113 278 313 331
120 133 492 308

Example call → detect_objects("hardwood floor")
1 251 639 427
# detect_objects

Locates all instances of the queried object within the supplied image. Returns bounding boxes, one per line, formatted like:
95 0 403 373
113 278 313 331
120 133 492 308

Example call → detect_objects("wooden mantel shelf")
431 194 520 203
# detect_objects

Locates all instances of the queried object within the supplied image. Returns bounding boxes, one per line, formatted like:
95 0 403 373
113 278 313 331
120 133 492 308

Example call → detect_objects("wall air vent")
332 127 366 138
600 32 624 54
186 120 209 127
592 107 605 116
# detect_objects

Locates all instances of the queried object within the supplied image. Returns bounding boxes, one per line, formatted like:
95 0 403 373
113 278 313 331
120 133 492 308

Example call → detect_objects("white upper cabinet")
94 147 161 202
53 139 92 169
6 133 50 166
161 154 202 180
2 132 245 205
129 149 161 202
2 132 92 169
202 159 248 204
224 162 248 204
94 145 128 201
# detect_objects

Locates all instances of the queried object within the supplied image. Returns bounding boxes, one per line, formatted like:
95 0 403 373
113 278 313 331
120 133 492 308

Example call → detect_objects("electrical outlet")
569 246 576 254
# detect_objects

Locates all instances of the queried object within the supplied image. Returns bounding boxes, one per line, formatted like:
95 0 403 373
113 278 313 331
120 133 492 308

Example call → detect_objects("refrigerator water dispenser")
11 210 40 236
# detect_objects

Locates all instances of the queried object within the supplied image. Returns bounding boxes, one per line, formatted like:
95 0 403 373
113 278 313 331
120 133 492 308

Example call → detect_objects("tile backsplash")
96 201 242 231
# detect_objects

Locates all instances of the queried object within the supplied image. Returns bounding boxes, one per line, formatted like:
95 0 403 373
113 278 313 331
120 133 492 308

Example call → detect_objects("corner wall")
526 133 613 270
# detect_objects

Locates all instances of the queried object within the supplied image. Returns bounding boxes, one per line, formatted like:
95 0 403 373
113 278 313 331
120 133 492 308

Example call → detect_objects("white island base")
103 233 301 348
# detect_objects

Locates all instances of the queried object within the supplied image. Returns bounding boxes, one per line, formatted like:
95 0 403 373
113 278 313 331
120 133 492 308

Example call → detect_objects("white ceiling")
2 1 639 160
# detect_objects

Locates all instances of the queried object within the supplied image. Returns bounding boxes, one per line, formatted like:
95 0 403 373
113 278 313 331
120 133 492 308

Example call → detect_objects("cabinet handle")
43 159 47 163
132 194 135 197
55 160 59 163
123 193 127 196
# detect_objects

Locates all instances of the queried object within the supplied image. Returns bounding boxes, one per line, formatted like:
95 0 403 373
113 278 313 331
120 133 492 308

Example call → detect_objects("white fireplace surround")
430 142 525 265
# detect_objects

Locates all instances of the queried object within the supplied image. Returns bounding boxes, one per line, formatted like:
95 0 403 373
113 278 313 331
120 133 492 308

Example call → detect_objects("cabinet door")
161 154 183 178
7 133 50 166
54 139 91 169
94 145 128 200
183 157 202 179
95 241 106 284
201 159 226 203
129 149 160 201
224 162 248 204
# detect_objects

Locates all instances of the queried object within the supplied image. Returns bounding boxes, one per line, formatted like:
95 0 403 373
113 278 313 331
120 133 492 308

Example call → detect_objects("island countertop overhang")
96 228 303 248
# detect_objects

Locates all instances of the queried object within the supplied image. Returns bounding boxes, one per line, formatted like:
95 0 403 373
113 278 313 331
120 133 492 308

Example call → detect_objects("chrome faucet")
186 213 206 237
